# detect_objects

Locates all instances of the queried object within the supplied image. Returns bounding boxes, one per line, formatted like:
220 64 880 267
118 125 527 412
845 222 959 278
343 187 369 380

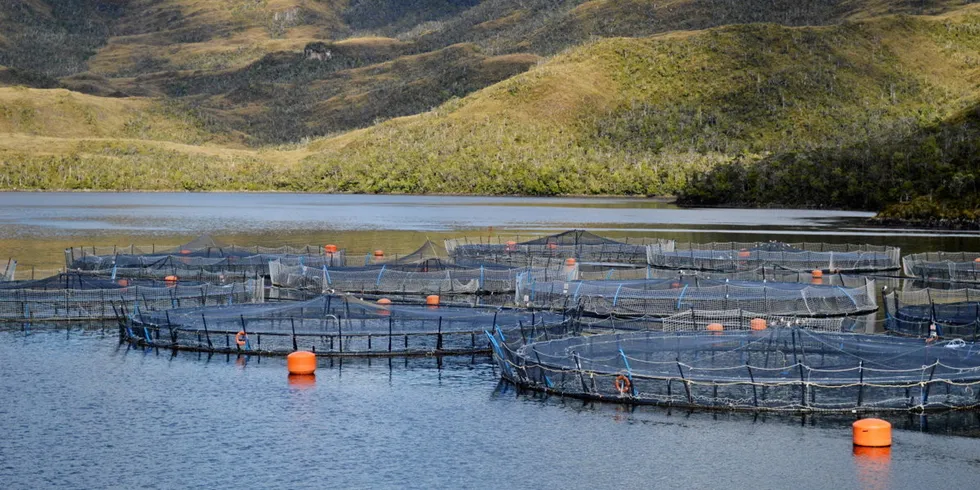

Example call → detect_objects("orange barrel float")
373 250 385 258
505 241 517 252
426 295 440 306
287 351 317 375
811 270 824 278
706 323 724 332
324 244 338 254
564 258 576 266
750 318 768 331
164 275 178 286
179 249 192 255
853 418 892 447
738 249 751 258
377 298 392 305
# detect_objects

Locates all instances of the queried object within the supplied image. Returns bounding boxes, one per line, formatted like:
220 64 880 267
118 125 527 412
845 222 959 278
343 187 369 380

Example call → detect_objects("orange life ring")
235 331 247 347
614 374 631 394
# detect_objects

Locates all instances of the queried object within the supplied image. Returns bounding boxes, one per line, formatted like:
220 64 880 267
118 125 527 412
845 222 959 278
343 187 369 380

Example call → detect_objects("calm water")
1 193 979 489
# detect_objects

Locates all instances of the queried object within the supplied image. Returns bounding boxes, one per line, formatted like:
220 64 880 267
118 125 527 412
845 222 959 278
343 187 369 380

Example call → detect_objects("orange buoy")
812 270 824 278
750 318 768 331
564 258 576 266
324 244 338 254
706 323 724 332
287 351 317 375
373 250 384 258
614 374 631 394
853 418 892 447
738 249 751 258
425 295 440 306
505 240 518 252
377 298 392 305
117 279 129 287
670 282 682 289
974 257 980 263
179 249 192 255
547 242 558 250
164 275 178 285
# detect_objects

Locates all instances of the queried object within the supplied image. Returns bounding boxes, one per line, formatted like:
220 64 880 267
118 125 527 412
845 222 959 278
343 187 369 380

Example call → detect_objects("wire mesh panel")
515 277 877 317
903 252 980 284
122 295 570 357
270 260 578 295
884 288 980 339
447 230 674 266
647 242 900 272
488 327 980 412
1 259 15 282
0 279 262 321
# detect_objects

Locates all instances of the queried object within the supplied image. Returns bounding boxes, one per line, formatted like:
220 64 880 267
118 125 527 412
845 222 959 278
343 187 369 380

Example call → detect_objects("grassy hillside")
0 1 979 222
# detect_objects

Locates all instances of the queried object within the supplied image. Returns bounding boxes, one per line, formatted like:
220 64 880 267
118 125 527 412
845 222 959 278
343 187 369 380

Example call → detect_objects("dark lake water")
1 193 979 489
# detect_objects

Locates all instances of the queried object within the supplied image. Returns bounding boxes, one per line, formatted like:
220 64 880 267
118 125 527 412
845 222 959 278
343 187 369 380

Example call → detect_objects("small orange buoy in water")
738 249 751 258
373 250 384 258
164 275 178 285
287 351 317 375
425 295 440 306
853 418 892 447
324 244 338 254
750 318 768 331
974 257 980 263
377 298 392 305
706 323 724 332
179 249 192 255
117 279 129 287
812 270 824 278
564 258 576 266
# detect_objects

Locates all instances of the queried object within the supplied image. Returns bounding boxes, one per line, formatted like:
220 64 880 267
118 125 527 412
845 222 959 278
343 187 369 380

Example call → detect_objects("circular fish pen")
647 241 900 273
489 328 980 412
122 295 570 357
884 288 980 339
903 252 980 284
515 277 878 317
270 259 577 297
447 230 672 266
0 273 262 321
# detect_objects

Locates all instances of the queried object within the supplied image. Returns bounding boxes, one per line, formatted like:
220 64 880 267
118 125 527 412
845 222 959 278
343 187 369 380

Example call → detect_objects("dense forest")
0 1 978 223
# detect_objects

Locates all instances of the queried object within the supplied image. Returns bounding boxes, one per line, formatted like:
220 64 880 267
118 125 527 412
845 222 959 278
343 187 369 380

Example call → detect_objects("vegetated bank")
0 7 978 227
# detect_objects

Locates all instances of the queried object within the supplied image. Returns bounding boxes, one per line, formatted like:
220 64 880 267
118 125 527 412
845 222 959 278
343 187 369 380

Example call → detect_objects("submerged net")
270 259 578 295
903 252 980 284
884 288 980 339
123 295 569 357
0 277 263 321
489 327 980 412
515 277 877 317
446 230 673 266
647 242 900 272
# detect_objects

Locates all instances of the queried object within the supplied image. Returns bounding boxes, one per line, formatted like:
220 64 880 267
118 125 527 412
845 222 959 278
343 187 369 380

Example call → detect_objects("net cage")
122 295 571 357
577 309 857 334
0 274 263 321
647 241 901 273
269 259 578 296
903 252 980 284
487 327 980 412
1 259 15 282
515 276 878 318
576 264 877 288
446 230 674 266
884 288 980 339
